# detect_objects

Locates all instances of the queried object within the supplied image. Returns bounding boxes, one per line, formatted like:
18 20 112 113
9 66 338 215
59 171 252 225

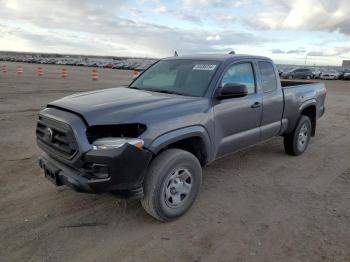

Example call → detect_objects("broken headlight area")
92 137 144 150
86 124 146 149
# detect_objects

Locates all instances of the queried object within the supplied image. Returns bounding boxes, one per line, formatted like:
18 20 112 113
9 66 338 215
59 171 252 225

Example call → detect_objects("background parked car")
339 69 350 80
282 68 314 79
320 70 340 80
103 63 114 69
342 69 350 80
312 68 322 79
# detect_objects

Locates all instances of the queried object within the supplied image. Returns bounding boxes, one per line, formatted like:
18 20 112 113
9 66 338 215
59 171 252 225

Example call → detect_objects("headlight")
92 137 144 150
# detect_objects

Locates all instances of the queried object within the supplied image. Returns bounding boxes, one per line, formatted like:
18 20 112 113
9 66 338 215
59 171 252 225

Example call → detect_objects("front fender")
148 125 212 160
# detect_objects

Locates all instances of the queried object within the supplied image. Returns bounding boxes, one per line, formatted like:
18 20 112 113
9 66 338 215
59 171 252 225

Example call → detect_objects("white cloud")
206 34 221 41
154 5 167 14
248 0 350 35
183 0 223 6
182 0 251 8
308 47 350 57
271 48 306 54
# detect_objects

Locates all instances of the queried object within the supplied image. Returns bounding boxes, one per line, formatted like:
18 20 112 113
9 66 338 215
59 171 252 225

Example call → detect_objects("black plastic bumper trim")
38 144 153 196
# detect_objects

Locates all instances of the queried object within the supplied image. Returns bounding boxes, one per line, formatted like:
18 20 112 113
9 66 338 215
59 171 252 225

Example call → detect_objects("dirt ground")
0 62 349 262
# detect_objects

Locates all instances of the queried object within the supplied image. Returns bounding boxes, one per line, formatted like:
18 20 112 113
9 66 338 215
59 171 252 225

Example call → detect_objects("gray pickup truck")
36 54 326 221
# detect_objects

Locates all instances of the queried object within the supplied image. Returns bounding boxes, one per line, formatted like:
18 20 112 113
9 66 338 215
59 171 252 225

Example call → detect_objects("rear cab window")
257 61 278 93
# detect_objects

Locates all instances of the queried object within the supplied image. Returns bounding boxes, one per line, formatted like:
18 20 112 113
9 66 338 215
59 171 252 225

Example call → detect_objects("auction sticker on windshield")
193 64 217 71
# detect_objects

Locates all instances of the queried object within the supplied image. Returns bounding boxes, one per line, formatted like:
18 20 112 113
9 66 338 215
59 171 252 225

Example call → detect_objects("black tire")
306 75 311 80
141 149 202 222
284 115 312 156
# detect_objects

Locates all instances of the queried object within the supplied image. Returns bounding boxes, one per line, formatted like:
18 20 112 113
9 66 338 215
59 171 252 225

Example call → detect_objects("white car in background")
320 70 340 80
312 68 322 79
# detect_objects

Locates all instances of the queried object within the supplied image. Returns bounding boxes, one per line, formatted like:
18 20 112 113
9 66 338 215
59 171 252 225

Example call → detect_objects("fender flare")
148 125 212 160
284 99 317 136
298 99 317 136
298 99 316 114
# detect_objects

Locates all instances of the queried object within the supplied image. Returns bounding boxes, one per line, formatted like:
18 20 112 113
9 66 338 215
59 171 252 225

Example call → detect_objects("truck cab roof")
162 54 272 63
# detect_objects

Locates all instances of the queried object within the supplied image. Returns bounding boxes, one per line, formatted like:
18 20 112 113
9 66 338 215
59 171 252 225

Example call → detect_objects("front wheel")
284 115 312 156
141 149 202 222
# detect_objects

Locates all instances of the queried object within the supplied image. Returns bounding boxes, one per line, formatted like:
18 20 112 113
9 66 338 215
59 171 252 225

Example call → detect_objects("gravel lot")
1 62 349 262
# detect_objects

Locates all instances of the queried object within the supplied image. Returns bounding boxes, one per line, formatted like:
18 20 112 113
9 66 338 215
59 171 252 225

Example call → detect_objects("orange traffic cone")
37 67 44 77
2 65 7 73
17 66 23 75
61 68 68 79
91 69 99 81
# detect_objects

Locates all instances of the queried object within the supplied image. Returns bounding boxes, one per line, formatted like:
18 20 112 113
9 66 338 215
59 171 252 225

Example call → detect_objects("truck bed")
280 80 326 135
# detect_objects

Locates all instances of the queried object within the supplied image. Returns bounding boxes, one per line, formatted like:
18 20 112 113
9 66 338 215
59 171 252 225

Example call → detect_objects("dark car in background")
282 68 314 80
339 69 350 80
342 70 350 80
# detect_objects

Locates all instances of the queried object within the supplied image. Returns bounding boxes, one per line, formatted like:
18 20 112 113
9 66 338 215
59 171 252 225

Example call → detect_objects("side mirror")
216 83 248 99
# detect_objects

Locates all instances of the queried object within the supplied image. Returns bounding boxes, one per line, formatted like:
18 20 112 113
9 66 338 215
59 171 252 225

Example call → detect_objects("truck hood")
48 87 209 126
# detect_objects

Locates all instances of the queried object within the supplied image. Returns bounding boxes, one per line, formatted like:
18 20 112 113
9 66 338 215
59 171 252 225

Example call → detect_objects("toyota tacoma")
36 54 326 221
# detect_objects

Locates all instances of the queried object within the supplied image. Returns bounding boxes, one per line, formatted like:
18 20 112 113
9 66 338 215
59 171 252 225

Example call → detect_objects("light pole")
304 54 308 65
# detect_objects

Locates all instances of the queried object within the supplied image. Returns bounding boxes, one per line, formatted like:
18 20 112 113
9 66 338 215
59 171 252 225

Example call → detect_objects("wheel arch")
148 126 211 166
299 101 317 136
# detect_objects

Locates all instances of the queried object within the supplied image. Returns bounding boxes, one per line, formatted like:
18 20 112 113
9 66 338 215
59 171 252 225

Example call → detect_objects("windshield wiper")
148 89 184 96
128 87 185 96
128 86 141 89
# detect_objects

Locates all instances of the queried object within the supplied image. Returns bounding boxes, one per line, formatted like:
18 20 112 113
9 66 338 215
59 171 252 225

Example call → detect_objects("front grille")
36 116 78 159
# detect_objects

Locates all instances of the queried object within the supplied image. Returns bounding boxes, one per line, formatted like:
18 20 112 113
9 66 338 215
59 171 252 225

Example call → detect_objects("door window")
221 63 255 94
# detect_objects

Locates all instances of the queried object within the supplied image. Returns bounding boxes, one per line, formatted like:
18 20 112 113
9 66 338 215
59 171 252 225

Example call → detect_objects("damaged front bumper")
38 144 153 198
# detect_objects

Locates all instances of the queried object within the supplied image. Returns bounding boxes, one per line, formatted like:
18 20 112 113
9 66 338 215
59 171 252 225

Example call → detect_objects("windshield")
129 59 221 97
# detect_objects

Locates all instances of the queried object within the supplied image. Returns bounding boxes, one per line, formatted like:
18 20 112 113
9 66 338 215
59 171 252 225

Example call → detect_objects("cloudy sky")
0 0 349 65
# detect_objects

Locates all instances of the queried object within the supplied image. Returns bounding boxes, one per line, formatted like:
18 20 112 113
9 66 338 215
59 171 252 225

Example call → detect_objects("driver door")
213 61 263 158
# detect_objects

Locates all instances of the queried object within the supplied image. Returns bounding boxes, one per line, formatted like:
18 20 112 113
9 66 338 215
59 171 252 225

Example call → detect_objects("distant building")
342 60 350 68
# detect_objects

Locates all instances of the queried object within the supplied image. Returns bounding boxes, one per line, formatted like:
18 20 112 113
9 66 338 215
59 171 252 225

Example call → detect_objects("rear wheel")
141 149 202 222
284 115 312 156
306 75 311 80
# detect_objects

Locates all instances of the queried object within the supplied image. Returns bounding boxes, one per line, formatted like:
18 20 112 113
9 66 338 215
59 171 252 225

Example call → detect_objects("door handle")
251 102 261 108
